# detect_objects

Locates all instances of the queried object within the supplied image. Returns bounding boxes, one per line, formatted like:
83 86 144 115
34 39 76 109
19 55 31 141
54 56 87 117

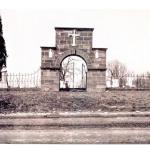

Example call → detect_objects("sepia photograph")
1 0 150 145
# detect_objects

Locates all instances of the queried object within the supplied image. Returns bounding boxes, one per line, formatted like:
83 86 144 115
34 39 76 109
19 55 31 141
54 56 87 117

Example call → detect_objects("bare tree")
146 72 150 79
107 60 128 87
135 72 150 88
60 57 73 82
132 74 146 89
145 72 150 88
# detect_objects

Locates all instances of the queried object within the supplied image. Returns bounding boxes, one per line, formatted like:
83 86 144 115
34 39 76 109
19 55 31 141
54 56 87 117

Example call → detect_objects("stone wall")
41 69 59 91
87 71 106 92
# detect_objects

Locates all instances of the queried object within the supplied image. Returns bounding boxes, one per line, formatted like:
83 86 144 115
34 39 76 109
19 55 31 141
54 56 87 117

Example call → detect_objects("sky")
0 9 150 74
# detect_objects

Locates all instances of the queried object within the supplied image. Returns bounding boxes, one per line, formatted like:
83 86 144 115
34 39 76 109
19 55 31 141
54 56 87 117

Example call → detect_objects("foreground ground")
1 90 150 144
0 90 150 113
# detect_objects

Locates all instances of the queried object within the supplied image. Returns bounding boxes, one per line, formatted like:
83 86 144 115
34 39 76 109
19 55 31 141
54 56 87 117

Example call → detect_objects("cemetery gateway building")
41 27 107 92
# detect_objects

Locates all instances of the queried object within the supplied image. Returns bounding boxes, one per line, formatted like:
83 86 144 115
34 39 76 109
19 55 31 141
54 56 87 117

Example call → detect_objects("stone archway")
41 27 107 92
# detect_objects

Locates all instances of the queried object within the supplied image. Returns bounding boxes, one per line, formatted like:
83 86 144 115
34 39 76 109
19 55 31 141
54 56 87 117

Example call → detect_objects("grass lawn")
0 90 150 113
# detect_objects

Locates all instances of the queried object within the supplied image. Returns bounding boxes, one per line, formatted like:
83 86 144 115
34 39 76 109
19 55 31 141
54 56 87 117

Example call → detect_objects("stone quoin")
41 27 107 92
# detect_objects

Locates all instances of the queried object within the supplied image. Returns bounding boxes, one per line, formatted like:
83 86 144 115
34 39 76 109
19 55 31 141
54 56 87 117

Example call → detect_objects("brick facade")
41 27 107 92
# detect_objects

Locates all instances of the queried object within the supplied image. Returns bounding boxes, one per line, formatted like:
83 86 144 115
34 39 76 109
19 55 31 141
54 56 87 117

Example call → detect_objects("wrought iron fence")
0 69 41 89
106 74 150 89
1 69 150 90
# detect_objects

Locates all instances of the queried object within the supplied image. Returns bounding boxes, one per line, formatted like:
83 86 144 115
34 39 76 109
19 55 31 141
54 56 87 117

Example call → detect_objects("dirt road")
1 127 150 144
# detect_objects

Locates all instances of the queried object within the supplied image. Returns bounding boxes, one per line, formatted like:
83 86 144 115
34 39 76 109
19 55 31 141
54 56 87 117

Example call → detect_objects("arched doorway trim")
55 49 91 69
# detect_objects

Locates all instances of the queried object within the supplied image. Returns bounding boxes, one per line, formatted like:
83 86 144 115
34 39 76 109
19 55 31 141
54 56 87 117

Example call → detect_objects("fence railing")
0 69 41 89
1 70 150 90
106 74 150 89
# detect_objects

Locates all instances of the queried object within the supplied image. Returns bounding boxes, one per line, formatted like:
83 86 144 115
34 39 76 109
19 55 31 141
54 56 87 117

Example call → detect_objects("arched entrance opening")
59 55 87 91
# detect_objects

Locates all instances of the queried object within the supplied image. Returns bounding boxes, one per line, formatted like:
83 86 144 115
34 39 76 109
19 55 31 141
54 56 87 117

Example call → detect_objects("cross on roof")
68 29 80 46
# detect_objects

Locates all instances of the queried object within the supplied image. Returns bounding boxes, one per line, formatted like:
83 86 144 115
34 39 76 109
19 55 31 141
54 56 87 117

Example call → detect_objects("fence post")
5 71 10 90
137 74 139 90
18 72 20 88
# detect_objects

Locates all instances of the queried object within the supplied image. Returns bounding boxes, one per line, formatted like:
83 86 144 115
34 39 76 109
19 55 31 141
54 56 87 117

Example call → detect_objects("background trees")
107 60 128 87
0 15 7 80
107 60 150 89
